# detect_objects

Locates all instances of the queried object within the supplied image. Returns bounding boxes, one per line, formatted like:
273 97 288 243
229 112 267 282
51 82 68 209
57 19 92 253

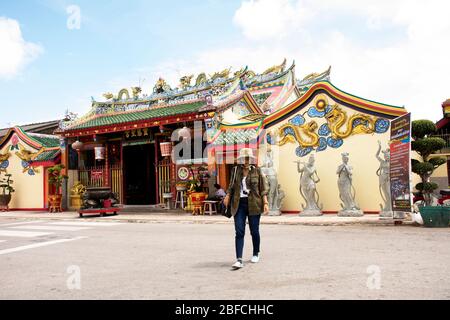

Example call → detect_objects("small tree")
48 164 68 195
411 120 446 205
0 173 14 195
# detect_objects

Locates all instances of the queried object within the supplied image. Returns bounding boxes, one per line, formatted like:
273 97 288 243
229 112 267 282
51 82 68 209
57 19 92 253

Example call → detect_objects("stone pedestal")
379 210 394 218
338 209 364 217
269 210 281 216
299 209 323 217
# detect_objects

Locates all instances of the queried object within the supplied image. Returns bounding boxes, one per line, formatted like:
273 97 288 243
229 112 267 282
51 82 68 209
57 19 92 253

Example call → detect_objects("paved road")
0 217 448 299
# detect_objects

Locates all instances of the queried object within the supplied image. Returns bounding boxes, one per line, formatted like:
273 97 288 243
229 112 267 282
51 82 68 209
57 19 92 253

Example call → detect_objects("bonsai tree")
411 120 446 205
48 164 68 195
0 173 15 195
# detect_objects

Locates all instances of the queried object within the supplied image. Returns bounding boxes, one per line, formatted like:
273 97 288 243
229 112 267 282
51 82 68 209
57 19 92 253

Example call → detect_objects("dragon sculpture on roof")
262 58 286 75
179 75 194 90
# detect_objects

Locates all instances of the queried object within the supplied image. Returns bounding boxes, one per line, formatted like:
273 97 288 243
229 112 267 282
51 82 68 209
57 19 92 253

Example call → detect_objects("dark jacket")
226 165 269 216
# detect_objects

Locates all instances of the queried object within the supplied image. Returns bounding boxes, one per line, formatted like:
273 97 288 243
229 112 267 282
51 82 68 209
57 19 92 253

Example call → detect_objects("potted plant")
0 173 15 210
48 164 68 213
411 120 449 227
70 181 86 210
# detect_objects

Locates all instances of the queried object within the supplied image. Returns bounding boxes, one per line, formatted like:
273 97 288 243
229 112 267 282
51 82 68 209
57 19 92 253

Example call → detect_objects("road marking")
48 221 122 227
0 230 53 238
0 236 87 256
0 220 46 227
10 225 90 232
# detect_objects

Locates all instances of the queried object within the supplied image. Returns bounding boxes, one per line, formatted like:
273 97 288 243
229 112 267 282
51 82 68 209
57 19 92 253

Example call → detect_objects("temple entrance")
123 143 156 205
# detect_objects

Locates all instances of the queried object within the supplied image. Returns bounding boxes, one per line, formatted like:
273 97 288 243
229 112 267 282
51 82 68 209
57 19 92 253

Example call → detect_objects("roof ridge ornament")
261 58 287 75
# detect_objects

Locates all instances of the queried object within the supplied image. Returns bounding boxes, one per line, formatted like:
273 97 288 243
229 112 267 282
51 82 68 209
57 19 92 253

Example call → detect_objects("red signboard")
91 170 103 180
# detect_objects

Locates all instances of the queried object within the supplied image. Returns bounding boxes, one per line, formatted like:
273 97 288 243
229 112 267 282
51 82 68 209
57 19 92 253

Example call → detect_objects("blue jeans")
234 197 261 260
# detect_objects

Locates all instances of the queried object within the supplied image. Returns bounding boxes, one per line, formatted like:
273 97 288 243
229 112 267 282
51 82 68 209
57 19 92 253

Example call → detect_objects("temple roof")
0 127 61 163
62 100 205 131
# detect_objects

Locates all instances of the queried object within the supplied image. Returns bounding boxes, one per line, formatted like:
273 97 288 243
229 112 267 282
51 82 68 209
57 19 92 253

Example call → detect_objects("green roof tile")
68 101 205 130
34 149 60 162
212 128 258 145
29 135 60 148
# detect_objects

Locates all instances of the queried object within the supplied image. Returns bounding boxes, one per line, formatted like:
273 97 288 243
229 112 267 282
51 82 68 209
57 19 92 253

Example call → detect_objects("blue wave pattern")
296 146 313 157
352 118 370 128
317 137 328 152
375 118 390 133
0 160 9 169
327 137 344 148
289 114 305 126
283 126 295 136
307 107 326 118
318 123 331 136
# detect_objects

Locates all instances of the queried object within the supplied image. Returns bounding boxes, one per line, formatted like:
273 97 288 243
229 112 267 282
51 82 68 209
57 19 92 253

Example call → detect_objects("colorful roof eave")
60 110 213 137
247 62 295 91
264 81 407 127
0 126 46 150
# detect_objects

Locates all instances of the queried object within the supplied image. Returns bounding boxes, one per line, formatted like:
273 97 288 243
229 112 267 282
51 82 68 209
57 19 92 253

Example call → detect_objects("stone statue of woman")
376 140 393 217
297 154 322 216
261 149 280 216
336 152 363 217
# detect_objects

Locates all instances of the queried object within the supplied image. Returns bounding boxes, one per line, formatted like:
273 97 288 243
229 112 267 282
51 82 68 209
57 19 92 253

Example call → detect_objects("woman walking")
223 148 269 269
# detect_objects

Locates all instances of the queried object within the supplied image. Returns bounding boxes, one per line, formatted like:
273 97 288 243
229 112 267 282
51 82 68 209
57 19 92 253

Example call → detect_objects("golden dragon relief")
325 105 375 139
277 121 320 148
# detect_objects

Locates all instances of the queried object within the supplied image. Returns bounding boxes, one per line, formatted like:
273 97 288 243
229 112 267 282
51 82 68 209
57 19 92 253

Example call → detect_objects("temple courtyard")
0 216 448 300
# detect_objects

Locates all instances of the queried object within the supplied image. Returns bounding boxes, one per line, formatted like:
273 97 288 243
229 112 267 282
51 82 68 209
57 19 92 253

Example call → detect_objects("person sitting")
207 183 226 201
214 183 226 199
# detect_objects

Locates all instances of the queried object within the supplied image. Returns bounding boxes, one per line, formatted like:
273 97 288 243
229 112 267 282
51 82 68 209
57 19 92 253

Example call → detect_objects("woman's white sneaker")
232 260 244 269
251 255 260 263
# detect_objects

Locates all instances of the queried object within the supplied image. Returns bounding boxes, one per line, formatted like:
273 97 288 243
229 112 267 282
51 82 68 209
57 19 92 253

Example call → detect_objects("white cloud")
97 0 450 121
0 17 43 79
231 0 450 121
233 0 311 40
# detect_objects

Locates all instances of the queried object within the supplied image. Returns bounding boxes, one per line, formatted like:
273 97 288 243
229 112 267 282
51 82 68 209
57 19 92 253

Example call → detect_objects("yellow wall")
259 95 393 212
0 138 44 209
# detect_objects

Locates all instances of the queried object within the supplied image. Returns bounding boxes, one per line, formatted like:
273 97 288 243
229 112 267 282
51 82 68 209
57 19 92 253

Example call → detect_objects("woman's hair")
214 183 221 189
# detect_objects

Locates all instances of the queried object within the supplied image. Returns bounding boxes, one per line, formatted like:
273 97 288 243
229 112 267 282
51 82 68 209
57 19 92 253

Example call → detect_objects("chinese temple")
57 59 408 213
0 127 61 210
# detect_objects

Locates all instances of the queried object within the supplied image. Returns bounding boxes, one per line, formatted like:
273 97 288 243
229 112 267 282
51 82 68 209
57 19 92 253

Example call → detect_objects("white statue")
276 184 285 211
297 154 322 216
261 149 280 215
376 141 393 217
337 152 363 217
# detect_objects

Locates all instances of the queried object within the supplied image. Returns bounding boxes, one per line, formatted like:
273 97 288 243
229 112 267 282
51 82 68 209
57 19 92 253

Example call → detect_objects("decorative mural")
232 101 252 117
275 94 390 157
13 142 45 175
0 151 10 173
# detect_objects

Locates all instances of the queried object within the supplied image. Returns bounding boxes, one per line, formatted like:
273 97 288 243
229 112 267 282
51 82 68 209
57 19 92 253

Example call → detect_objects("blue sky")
1 0 449 128
0 0 243 127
